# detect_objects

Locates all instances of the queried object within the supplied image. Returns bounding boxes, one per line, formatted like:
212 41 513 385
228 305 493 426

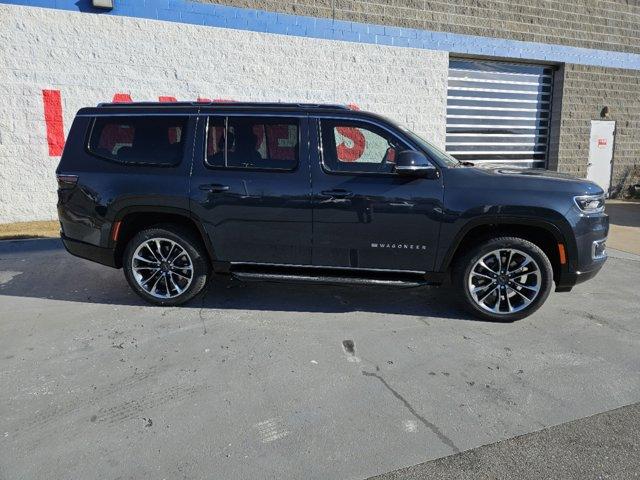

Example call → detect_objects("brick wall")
0 4 447 223
200 0 640 196
199 0 640 54
552 64 640 197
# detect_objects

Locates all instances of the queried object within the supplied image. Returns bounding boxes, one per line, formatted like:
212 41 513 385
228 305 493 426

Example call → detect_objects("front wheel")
123 225 210 306
453 237 553 321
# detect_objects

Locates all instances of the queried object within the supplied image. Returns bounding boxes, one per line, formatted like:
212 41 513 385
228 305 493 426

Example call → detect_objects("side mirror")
394 150 438 178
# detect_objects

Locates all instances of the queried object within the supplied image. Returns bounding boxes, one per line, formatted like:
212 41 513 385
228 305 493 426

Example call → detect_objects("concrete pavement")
369 402 640 479
606 200 640 255
0 239 639 479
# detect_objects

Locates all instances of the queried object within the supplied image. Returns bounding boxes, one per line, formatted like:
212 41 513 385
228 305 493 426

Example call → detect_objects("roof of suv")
96 101 352 110
77 101 387 121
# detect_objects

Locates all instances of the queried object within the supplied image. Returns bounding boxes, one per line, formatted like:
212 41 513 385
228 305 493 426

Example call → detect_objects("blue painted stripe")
3 0 640 70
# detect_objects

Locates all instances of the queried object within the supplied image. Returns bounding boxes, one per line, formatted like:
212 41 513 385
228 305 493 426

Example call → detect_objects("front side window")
88 116 187 165
320 120 406 174
206 116 299 170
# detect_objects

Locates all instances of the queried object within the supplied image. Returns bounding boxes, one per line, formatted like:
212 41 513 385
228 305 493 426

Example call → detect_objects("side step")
229 265 434 287
231 271 428 287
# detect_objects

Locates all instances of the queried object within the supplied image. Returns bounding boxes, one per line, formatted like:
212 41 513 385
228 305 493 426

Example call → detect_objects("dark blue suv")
56 102 608 321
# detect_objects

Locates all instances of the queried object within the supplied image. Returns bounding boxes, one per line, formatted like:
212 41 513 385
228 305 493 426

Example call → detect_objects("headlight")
574 194 605 213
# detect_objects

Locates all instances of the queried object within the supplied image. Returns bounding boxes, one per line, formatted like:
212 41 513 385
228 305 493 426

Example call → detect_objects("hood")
481 166 577 180
468 165 605 195
446 164 606 197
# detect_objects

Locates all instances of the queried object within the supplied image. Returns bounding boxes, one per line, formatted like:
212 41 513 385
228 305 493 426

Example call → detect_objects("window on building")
88 116 187 165
446 59 554 168
320 120 405 174
205 116 299 170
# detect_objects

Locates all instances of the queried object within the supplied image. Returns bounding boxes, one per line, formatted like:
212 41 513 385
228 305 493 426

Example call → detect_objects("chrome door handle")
320 189 353 198
199 184 230 193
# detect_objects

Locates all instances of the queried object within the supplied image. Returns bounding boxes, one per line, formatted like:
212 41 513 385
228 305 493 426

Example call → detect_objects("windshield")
399 126 461 167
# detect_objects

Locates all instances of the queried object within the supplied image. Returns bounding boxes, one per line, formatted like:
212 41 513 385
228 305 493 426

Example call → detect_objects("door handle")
320 189 353 198
199 183 230 193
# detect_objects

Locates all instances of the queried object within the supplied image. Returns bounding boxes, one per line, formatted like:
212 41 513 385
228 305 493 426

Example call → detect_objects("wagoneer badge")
371 243 427 250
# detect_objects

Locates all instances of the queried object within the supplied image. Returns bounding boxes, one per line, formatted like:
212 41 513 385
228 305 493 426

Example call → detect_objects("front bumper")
555 210 608 292
555 258 606 292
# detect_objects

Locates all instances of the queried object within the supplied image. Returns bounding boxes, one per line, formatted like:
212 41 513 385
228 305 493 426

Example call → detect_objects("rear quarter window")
87 116 187 166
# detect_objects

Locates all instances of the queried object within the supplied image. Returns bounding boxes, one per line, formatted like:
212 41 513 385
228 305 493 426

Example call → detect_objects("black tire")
123 225 210 306
452 236 553 322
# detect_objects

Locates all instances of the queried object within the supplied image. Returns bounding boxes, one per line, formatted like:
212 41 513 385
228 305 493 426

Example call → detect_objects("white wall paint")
0 4 448 223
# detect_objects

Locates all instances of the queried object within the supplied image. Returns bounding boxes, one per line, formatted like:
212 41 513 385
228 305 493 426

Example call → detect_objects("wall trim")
2 0 640 71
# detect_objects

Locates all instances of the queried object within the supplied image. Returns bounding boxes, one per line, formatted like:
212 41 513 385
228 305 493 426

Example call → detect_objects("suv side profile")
56 102 608 321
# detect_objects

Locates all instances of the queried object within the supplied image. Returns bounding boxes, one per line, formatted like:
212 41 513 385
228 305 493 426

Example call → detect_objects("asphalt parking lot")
1 239 639 479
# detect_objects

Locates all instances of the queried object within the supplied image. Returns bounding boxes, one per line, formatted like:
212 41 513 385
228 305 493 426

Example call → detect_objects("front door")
587 120 615 195
310 117 444 272
190 113 312 265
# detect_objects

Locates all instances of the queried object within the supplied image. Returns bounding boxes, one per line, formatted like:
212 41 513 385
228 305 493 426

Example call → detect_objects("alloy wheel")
467 248 541 315
131 238 194 299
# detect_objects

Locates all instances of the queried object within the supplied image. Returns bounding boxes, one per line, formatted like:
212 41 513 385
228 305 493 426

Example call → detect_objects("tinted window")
206 117 226 165
320 120 405 174
206 117 298 170
88 116 187 165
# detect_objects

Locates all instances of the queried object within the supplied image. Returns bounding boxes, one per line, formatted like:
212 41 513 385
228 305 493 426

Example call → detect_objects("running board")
231 271 429 287
228 264 438 287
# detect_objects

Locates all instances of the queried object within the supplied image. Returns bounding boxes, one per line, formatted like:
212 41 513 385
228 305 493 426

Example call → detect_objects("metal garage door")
446 59 553 168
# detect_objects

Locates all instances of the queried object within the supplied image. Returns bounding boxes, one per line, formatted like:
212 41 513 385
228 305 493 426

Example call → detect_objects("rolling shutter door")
446 59 553 168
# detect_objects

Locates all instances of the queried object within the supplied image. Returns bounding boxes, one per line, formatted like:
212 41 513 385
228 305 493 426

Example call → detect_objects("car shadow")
0 238 477 321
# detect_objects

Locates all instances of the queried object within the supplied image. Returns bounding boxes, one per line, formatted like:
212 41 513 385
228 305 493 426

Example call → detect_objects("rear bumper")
61 234 118 268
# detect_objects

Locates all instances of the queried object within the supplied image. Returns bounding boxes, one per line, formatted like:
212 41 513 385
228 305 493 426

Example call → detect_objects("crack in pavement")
362 370 460 454
198 283 210 335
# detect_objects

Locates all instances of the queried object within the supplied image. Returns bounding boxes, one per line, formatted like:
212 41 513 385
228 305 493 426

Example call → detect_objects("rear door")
310 116 444 272
190 112 312 265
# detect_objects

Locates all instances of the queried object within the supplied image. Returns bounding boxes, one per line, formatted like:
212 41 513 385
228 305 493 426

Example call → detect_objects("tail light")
56 174 78 189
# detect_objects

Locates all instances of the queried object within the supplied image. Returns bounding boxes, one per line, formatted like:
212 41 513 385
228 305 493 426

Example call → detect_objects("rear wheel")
453 237 553 321
123 225 209 306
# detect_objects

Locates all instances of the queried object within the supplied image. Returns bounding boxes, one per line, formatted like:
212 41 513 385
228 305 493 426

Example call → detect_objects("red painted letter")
336 126 366 162
42 89 65 156
112 93 133 103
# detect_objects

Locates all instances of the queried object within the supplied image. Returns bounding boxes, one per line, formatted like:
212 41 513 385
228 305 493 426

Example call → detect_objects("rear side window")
88 116 187 165
205 116 299 170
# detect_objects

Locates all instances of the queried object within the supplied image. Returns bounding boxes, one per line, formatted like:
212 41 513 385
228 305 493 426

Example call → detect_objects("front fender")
436 208 576 274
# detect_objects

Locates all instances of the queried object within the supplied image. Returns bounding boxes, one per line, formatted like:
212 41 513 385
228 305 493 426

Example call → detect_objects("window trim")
203 115 301 173
317 116 416 176
85 115 188 167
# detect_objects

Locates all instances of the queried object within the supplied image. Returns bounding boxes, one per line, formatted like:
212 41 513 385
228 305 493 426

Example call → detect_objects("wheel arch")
442 217 574 283
110 207 215 268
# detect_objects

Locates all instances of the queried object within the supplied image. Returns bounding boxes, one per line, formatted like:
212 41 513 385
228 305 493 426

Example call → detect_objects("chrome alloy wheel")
131 238 194 299
467 248 541 315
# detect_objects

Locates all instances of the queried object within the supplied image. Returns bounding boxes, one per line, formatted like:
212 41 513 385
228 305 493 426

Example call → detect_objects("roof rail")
96 101 351 109
96 101 202 107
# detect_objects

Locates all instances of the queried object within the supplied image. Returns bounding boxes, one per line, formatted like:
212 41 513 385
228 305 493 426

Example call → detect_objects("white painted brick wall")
0 4 448 223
